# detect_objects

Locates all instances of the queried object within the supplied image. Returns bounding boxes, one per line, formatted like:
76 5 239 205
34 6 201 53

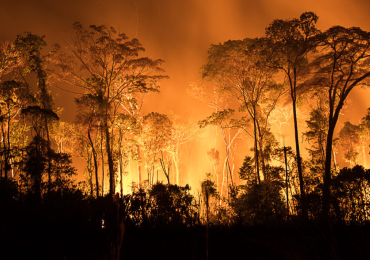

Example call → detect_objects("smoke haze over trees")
2 7 370 260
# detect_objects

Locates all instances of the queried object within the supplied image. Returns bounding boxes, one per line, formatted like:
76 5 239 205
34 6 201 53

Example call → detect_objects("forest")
2 11 370 260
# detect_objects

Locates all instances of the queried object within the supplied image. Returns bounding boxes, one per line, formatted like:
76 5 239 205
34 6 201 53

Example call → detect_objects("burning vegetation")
1 11 370 260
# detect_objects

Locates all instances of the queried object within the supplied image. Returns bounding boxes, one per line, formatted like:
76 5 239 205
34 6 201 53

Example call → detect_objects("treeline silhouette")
2 170 370 259
2 11 370 260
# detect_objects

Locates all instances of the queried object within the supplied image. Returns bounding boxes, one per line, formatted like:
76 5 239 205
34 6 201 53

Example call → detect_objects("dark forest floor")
2 218 370 260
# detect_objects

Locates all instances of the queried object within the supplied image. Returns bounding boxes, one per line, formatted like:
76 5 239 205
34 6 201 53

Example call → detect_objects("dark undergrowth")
1 180 370 260
2 215 370 260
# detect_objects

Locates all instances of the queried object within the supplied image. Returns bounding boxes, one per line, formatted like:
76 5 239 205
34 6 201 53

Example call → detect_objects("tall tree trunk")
119 157 123 198
332 149 338 173
105 122 115 196
259 138 266 181
220 162 225 204
88 129 99 198
292 97 307 219
288 67 307 219
284 146 289 221
323 123 335 221
87 149 93 197
323 94 344 221
227 159 233 185
253 109 260 184
221 126 233 198
101 126 105 197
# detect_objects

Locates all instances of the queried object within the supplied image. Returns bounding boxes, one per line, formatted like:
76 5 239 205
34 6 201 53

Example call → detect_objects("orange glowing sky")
1 0 370 121
1 0 370 191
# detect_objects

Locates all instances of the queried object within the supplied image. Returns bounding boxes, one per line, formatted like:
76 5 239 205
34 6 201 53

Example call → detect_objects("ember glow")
3 1 370 259
0 0 368 194
0 1 368 197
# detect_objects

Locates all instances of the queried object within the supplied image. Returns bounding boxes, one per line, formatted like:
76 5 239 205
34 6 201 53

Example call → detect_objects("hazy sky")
1 0 370 121
2 0 370 186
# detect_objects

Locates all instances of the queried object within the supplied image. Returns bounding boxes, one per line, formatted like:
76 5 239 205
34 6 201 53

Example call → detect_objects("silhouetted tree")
264 11 320 219
309 26 370 220
15 32 58 194
235 162 286 225
0 80 31 179
55 22 168 196
114 113 138 197
166 111 198 186
199 109 241 198
141 112 173 184
189 80 240 194
331 166 370 223
202 38 283 183
201 174 218 260
0 41 30 179
75 95 102 198
22 135 47 202
302 95 336 194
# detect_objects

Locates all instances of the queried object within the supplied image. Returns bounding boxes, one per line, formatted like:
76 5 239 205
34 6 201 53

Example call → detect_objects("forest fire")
2 1 370 259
